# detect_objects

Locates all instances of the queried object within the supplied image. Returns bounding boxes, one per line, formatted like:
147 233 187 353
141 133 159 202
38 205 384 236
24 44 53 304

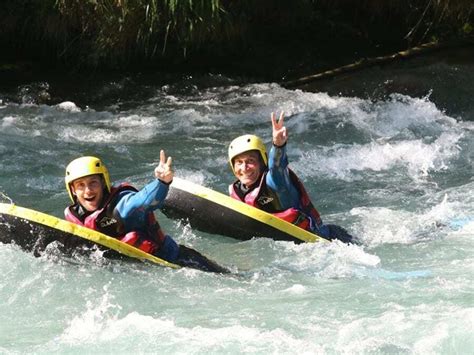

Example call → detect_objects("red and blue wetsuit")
65 179 228 272
229 143 353 242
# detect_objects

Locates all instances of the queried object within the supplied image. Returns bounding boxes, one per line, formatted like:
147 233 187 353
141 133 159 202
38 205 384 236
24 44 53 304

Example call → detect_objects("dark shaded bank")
1 43 473 121
1 1 473 80
283 41 474 118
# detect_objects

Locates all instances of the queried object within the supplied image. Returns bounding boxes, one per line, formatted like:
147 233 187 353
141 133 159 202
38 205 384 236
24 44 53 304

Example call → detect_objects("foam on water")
350 183 474 247
295 131 462 182
265 240 380 276
56 101 81 113
54 309 329 353
1 103 168 144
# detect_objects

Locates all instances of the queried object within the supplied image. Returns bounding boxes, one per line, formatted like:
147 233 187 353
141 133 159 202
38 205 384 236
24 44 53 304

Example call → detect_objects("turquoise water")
0 67 473 353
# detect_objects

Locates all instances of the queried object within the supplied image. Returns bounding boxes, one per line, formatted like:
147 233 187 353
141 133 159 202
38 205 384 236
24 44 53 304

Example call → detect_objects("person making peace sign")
228 112 355 243
64 151 228 272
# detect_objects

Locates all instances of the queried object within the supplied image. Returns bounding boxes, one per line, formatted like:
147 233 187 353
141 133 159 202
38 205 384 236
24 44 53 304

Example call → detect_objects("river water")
0 57 473 354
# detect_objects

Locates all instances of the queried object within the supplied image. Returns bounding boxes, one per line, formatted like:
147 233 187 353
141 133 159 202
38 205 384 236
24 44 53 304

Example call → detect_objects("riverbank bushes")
1 0 472 80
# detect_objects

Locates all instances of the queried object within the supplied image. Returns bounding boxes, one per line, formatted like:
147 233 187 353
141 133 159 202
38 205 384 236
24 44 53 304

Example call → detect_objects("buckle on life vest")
294 212 310 230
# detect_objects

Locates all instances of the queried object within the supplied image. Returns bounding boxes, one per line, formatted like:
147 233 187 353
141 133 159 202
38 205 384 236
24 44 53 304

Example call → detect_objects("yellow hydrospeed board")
0 202 180 269
162 177 328 244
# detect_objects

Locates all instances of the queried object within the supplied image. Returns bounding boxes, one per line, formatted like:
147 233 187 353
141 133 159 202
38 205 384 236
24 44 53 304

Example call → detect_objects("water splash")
0 191 13 204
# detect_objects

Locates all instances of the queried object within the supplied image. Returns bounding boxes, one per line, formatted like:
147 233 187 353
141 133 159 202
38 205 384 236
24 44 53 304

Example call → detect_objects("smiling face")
232 150 263 187
70 174 104 212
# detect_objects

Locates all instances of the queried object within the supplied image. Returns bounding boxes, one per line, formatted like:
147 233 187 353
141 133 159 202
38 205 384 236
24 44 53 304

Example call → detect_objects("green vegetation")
1 0 472 79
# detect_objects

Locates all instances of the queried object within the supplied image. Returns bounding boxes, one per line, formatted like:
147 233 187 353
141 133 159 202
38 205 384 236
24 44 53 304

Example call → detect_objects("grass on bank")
0 0 472 74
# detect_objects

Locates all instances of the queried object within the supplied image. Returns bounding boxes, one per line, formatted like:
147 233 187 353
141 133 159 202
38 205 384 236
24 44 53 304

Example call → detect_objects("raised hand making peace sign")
271 111 287 147
154 149 174 184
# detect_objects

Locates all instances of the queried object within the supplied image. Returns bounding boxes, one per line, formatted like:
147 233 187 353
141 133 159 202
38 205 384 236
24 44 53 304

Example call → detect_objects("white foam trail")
350 207 422 245
264 240 380 279
58 309 326 353
351 94 458 137
56 101 81 113
193 86 459 138
296 131 462 181
0 191 13 204
60 114 161 143
350 183 474 247
1 115 18 128
336 306 474 354
60 288 121 343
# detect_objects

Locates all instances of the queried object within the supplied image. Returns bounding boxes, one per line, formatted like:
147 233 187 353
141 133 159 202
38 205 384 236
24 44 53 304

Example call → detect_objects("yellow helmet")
65 156 111 202
228 134 268 172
